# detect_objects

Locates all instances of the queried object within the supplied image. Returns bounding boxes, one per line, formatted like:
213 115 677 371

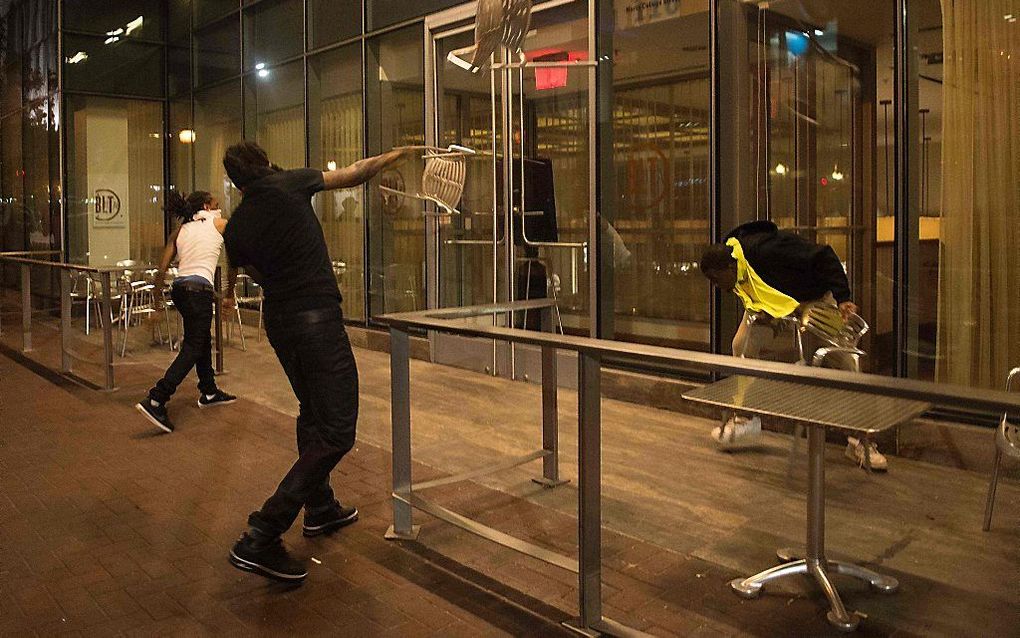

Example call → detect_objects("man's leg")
191 291 220 397
247 311 358 538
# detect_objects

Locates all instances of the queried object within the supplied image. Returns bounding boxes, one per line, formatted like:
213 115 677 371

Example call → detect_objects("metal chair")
226 273 263 350
69 271 119 335
116 264 166 356
447 0 533 73
983 367 1020 531
379 145 476 219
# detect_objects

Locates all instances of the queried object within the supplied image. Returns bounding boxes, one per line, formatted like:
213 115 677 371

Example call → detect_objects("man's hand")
222 297 237 311
153 291 166 311
838 301 859 318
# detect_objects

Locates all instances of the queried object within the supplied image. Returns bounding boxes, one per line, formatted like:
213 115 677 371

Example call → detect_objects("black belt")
173 280 215 293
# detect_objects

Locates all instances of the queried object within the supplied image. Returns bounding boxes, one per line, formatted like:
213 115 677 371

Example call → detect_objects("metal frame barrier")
0 253 226 391
379 299 1020 637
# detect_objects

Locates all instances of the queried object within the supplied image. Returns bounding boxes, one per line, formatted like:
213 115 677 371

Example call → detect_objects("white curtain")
936 0 1020 388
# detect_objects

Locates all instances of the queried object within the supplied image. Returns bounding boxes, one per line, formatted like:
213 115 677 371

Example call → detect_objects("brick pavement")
1 329 1013 637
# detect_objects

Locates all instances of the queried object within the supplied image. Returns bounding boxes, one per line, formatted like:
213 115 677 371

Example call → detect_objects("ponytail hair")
165 189 214 224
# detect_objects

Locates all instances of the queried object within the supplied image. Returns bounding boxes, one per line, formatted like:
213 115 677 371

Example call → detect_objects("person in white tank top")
135 190 239 433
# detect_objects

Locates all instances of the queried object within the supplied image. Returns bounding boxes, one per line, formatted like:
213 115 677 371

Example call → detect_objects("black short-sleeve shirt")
223 168 341 315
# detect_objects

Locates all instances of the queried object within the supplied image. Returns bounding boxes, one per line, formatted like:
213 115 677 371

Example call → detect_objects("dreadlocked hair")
165 189 213 224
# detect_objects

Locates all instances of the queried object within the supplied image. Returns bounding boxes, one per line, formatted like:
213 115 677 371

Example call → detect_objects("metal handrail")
0 254 226 390
380 299 1020 420
381 298 1020 636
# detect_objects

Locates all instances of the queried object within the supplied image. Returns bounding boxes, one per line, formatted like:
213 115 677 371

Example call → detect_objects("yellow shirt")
727 237 800 318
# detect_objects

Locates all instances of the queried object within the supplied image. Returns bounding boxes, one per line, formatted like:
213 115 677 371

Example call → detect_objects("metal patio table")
684 375 930 631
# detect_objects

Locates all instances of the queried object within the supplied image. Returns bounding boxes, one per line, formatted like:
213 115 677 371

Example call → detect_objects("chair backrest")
799 302 869 350
999 368 1020 458
422 149 469 214
468 0 533 71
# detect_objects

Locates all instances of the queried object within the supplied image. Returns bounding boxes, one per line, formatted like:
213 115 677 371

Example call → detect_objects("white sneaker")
845 436 888 471
712 416 763 450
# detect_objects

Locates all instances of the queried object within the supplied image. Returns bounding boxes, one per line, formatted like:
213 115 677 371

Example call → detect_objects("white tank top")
175 210 224 286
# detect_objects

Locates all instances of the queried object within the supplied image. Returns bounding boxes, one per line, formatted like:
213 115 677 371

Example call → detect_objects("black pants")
249 304 359 537
148 283 218 404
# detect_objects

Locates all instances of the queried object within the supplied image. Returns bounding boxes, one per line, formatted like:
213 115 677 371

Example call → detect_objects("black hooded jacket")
725 220 851 304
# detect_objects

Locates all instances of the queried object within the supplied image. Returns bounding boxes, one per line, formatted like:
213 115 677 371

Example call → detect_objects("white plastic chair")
983 367 1020 531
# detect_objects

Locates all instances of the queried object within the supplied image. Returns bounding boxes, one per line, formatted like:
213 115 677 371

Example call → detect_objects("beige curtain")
936 0 1020 388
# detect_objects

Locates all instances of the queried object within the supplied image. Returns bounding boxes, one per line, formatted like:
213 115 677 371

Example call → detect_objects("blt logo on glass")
92 189 123 227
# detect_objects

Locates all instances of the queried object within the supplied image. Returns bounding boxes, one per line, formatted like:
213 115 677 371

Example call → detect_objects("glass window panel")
608 4 711 349
366 0 462 32
243 59 305 169
243 0 303 70
62 34 164 98
194 14 240 88
169 98 194 194
366 26 425 318
63 0 164 40
195 0 238 28
718 0 897 376
1 114 26 254
309 44 365 320
308 0 361 50
194 81 242 212
65 96 165 266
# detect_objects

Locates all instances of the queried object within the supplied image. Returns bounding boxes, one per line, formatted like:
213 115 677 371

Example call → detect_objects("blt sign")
92 189 124 227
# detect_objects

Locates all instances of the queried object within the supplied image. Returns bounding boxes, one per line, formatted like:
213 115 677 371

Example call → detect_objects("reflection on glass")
65 97 165 266
63 35 165 98
309 45 366 321
194 15 240 88
308 0 362 50
435 30 500 310
243 0 303 70
366 26 425 317
244 59 306 169
610 6 711 349
194 81 242 214
721 0 896 375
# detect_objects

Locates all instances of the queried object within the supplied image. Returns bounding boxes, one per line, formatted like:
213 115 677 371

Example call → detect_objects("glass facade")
0 0 1016 393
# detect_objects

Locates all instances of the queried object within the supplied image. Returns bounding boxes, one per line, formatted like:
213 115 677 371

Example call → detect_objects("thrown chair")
983 367 1020 531
447 0 533 72
378 145 476 219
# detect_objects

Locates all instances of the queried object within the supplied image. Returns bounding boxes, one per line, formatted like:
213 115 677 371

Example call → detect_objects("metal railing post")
535 305 565 487
214 267 224 374
386 327 420 540
574 350 603 631
20 264 31 352
60 269 72 373
99 271 115 390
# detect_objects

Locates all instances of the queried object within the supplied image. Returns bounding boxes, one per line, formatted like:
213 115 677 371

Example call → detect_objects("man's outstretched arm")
322 149 412 191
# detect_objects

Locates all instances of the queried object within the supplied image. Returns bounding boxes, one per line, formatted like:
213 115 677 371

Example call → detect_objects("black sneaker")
136 400 173 433
198 390 237 408
229 533 308 582
303 501 359 537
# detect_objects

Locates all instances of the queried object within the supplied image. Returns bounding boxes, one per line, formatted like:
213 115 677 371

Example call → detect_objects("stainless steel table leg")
808 559 859 631
830 561 899 592
729 560 809 598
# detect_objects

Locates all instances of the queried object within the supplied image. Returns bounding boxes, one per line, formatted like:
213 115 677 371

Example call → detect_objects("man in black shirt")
222 141 410 582
700 221 888 470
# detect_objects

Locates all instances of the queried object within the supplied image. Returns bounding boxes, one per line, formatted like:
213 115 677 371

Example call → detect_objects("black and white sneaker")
136 400 173 433
303 501 359 537
198 390 237 408
229 533 307 583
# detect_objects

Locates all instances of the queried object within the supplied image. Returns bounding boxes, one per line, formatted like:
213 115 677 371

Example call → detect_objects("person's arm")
321 149 412 191
152 227 180 309
811 244 856 315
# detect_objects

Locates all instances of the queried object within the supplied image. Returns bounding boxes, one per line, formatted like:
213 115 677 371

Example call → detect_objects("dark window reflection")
63 34 164 98
63 0 164 41
366 0 462 32
194 14 240 88
308 0 361 49
243 0 303 70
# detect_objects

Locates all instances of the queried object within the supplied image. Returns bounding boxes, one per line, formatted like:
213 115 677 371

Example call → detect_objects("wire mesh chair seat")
798 302 869 369
448 0 533 73
378 145 476 218
227 273 263 350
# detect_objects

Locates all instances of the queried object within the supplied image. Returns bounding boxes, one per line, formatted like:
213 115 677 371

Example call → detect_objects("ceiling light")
255 62 266 70
831 167 845 181
775 163 788 176
104 36 120 45
125 16 144 35
258 69 270 78
326 161 338 171
106 27 124 36
814 29 824 36
178 129 196 144
65 51 88 64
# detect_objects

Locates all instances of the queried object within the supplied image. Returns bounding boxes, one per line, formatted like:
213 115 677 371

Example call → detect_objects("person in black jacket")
700 221 887 470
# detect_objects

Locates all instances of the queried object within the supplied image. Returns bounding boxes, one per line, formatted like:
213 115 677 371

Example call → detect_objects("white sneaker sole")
197 398 237 409
302 508 359 537
135 403 172 433
228 549 307 582
845 446 888 472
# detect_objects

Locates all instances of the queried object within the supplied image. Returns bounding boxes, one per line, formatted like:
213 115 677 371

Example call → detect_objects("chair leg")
235 306 246 351
983 447 1003 532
